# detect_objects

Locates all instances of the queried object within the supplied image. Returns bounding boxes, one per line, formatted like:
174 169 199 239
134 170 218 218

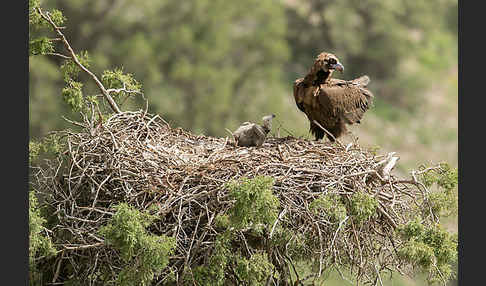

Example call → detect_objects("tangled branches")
30 111 456 285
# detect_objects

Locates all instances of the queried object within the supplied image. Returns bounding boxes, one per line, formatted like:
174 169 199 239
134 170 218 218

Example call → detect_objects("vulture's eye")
328 58 337 65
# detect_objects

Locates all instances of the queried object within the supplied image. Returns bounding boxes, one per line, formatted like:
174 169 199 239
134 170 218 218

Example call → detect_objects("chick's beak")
332 62 344 73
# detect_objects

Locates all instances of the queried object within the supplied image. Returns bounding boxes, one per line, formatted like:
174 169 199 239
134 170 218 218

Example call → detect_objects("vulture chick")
233 114 275 147
293 52 374 142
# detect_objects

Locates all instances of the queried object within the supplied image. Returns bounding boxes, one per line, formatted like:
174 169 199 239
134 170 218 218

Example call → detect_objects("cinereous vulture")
233 114 275 147
293 52 374 142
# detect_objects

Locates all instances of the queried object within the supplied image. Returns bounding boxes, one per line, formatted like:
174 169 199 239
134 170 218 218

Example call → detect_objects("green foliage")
29 37 54 56
99 203 157 260
29 0 65 31
48 9 66 26
397 219 458 284
400 240 436 271
102 68 141 92
193 230 275 286
285 232 308 260
269 226 306 258
29 133 65 164
29 191 58 285
214 213 230 230
234 252 275 285
427 189 457 218
42 133 64 154
309 194 347 224
420 163 458 217
101 68 143 107
29 0 42 26
57 51 108 114
192 231 233 286
60 51 90 82
349 190 378 224
193 176 281 285
62 81 84 112
29 2 113 117
399 218 425 239
98 203 176 286
436 163 458 191
57 52 94 113
226 176 280 229
29 141 42 164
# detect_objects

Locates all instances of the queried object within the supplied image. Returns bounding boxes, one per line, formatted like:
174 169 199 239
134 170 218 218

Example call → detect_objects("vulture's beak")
262 114 276 121
332 63 344 73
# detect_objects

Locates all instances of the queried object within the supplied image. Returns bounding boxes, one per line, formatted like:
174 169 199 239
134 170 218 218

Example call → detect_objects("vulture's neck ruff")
312 69 332 86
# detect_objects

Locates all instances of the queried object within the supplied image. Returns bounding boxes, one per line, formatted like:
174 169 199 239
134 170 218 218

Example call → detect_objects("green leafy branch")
98 203 176 286
29 191 58 285
34 6 122 114
30 3 146 118
396 219 458 285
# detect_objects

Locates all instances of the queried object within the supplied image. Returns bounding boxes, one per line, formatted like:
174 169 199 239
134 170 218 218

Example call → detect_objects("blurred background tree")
30 0 290 137
29 1 457 283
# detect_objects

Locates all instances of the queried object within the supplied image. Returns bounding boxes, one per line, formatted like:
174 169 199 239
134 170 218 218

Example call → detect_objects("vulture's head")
314 52 344 75
261 114 276 133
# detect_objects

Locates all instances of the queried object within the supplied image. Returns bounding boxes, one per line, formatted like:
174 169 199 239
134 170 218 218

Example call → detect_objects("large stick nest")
31 110 441 285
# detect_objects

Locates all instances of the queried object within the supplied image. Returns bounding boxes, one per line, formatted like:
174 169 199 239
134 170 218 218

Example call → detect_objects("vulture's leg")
326 133 336 142
310 121 325 141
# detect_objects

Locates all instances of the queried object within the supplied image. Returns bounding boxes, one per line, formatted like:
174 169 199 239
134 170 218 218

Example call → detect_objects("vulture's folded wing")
317 83 374 124
293 78 306 113
252 125 268 146
252 124 266 138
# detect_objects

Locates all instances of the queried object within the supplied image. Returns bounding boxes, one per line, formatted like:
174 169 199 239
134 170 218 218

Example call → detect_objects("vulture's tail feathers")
360 87 374 102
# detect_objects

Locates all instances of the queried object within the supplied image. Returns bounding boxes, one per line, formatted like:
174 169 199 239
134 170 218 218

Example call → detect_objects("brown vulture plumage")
293 52 374 142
